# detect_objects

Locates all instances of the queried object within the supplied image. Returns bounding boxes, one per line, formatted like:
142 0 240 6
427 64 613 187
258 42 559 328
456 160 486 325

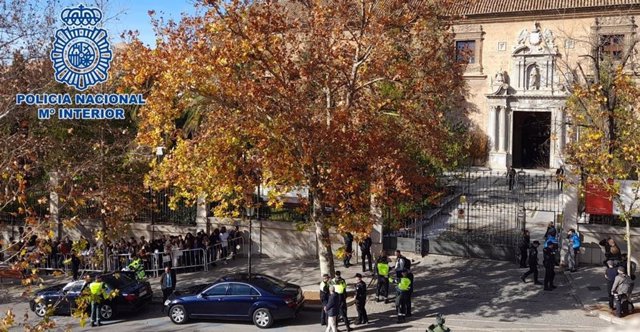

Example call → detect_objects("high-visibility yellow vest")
319 281 329 292
377 262 389 277
333 278 346 294
398 277 411 291
89 281 104 295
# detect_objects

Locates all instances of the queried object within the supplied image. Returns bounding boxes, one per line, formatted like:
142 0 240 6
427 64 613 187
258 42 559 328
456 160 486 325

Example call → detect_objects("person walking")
519 230 530 268
556 166 565 190
359 236 373 273
611 266 635 318
343 233 354 268
543 242 557 291
507 166 516 190
88 275 108 327
375 253 390 303
323 286 339 332
332 271 351 332
354 273 368 325
160 266 177 307
521 241 541 284
219 226 229 263
567 228 581 272
319 273 330 326
605 260 618 310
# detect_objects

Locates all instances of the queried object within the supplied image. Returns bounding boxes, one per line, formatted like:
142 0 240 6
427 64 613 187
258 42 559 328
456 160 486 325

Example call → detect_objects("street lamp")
152 147 165 241
246 181 261 280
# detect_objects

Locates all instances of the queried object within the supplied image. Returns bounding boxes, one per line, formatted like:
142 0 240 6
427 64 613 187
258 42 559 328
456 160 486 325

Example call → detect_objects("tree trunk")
312 191 334 277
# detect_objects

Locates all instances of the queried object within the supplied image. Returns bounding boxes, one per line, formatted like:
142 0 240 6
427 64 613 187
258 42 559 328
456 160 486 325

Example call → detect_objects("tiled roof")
451 0 640 16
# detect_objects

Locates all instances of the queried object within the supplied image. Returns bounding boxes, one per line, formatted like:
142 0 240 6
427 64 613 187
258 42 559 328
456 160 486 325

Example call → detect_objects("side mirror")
199 293 208 299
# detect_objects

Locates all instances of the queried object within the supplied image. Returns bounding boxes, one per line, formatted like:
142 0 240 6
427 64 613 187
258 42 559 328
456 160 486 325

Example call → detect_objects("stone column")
498 107 507 152
488 106 497 152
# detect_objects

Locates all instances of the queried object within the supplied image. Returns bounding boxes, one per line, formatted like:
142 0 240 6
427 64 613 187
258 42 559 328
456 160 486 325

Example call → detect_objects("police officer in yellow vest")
128 254 146 280
319 273 330 326
392 270 412 323
89 275 108 327
375 253 390 303
332 271 351 332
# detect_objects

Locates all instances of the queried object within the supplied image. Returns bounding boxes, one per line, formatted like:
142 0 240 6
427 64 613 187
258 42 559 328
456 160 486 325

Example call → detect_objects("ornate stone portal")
486 22 568 170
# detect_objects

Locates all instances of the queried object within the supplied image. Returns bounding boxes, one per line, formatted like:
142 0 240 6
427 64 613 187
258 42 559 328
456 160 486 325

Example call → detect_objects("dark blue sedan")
164 273 305 328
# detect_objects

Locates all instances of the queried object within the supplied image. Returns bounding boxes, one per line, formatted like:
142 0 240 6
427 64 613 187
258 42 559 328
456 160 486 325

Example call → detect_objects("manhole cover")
587 286 602 291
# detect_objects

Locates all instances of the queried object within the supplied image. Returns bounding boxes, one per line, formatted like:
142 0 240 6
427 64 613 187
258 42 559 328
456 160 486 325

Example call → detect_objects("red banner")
585 179 613 215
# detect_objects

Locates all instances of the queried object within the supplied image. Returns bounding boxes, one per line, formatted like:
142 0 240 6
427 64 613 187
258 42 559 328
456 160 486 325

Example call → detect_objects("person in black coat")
160 266 177 305
359 236 373 272
319 274 330 326
324 286 339 332
605 260 618 309
521 241 541 284
543 243 557 291
354 273 368 325
344 233 353 268
71 253 81 281
519 230 531 268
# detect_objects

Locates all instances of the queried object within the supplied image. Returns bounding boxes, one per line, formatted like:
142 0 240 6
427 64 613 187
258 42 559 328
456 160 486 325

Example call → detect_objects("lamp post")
153 147 164 241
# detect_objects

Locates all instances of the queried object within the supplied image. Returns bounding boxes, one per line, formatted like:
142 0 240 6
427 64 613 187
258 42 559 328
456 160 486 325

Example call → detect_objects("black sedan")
30 272 152 320
164 273 304 328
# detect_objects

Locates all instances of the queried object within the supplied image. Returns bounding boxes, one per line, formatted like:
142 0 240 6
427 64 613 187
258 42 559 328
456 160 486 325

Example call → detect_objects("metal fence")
383 169 564 258
3 236 246 279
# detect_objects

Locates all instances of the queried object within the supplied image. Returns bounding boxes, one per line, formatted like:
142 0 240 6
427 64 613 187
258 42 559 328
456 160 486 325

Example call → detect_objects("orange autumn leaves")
121 0 466 256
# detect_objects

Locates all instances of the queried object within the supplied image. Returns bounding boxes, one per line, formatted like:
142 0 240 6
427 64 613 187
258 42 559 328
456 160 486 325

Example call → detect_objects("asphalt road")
0 301 318 332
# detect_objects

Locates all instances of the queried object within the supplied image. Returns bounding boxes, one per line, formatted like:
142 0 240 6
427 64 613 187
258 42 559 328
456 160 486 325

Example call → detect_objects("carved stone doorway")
512 111 550 169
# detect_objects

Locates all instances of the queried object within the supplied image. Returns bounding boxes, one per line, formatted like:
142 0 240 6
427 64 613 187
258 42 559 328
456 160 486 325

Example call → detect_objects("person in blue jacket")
567 228 581 272
324 286 339 332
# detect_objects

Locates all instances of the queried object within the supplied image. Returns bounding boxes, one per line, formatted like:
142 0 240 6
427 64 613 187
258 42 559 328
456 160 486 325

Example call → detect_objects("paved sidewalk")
564 264 640 325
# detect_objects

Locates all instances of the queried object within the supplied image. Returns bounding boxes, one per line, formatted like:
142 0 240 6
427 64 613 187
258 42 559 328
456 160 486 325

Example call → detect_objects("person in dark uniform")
543 242 558 291
359 236 373 272
519 229 531 268
394 270 412 323
507 166 516 190
521 240 541 284
406 269 414 317
555 166 565 190
332 271 351 332
319 273 330 326
354 273 368 325
343 233 354 268
375 253 390 303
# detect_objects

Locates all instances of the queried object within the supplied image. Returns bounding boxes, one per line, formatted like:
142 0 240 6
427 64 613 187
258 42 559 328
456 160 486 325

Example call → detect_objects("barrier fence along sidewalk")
13 236 246 278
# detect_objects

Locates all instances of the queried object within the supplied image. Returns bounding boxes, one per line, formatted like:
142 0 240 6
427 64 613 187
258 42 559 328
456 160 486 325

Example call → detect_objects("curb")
563 270 626 325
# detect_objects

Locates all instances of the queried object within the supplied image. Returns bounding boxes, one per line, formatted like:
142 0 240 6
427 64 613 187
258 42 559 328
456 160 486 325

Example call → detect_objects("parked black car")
164 273 304 328
30 272 152 320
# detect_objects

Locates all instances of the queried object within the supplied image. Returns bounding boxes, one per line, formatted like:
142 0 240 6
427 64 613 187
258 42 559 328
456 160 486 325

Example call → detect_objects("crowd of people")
1 225 244 277
518 222 636 318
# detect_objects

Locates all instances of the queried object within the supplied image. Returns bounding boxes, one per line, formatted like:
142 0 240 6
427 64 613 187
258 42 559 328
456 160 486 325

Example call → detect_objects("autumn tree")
122 0 466 275
564 34 640 274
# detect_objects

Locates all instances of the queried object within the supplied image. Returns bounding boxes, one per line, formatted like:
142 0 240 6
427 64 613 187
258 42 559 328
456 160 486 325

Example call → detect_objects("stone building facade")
452 0 640 169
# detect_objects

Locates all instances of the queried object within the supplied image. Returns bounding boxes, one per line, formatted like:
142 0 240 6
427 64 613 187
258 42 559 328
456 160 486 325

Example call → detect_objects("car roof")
216 273 274 282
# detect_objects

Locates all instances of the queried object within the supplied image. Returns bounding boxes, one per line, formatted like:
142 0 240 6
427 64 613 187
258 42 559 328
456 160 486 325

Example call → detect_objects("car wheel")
169 305 188 324
34 302 47 317
253 308 273 329
100 303 114 320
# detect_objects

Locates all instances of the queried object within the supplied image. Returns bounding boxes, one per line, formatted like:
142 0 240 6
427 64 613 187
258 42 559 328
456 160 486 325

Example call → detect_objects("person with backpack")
394 250 411 278
611 266 635 317
567 228 581 272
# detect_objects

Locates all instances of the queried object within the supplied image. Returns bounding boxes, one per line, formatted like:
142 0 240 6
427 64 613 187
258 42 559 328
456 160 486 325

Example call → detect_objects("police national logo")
50 5 112 91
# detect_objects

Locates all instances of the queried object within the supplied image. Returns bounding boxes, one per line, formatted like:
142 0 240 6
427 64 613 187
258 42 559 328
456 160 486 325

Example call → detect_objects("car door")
223 283 260 318
189 283 229 318
61 281 85 315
